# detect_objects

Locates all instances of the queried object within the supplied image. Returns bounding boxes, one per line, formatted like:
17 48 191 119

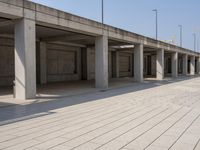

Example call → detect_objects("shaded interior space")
164 51 172 77
0 17 137 100
195 57 198 74
143 48 156 79
188 58 191 74
178 53 184 75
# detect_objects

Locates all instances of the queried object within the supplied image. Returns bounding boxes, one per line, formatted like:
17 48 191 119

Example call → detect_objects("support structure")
182 54 188 75
172 52 178 78
190 56 195 75
95 35 108 89
156 49 164 80
40 42 47 84
134 44 143 82
15 18 36 99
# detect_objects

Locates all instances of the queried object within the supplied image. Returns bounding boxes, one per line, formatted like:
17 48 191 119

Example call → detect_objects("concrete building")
0 0 199 100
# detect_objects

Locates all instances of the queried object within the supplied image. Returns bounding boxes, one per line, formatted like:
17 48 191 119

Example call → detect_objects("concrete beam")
0 20 14 27
156 49 164 80
42 34 92 42
134 44 143 82
15 18 36 99
49 41 86 48
95 35 108 89
172 52 178 78
182 54 188 75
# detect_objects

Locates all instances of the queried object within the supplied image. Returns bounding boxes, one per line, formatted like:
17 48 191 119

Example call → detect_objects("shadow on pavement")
0 75 199 125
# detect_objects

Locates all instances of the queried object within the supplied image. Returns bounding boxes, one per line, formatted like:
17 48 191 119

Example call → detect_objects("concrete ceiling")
0 17 139 48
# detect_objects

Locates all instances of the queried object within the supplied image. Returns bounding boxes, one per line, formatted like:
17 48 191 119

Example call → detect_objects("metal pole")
102 0 104 24
178 25 182 47
197 38 199 52
153 9 158 40
193 33 196 52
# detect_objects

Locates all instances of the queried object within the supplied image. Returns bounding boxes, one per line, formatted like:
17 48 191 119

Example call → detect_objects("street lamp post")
193 33 196 52
152 9 158 40
102 0 104 24
178 25 183 47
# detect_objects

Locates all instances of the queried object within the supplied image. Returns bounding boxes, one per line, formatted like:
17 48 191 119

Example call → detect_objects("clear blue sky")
30 0 200 51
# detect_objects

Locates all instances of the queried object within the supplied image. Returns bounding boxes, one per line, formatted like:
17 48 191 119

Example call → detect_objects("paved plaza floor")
0 76 200 150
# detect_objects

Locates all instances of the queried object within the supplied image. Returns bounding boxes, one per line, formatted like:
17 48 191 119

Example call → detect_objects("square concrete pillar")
95 35 108 89
190 56 195 75
172 52 178 78
182 54 188 76
134 44 143 82
40 42 47 84
15 18 36 99
156 49 164 80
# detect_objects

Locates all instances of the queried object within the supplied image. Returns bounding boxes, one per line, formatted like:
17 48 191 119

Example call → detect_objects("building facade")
0 0 199 100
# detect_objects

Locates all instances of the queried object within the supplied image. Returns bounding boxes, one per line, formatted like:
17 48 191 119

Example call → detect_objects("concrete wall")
118 52 133 77
164 54 172 75
87 48 113 80
143 54 156 76
46 43 81 82
0 38 14 86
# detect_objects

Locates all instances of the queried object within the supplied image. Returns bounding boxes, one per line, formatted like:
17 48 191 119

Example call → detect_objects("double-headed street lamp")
178 25 183 47
152 9 158 40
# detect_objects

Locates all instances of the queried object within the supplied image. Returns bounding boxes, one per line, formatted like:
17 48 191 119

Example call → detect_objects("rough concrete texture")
15 18 36 99
95 35 108 89
134 44 144 82
156 49 164 80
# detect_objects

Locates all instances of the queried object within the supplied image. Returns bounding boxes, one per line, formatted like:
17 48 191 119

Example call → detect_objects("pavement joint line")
168 113 200 150
0 102 149 147
0 103 133 144
42 104 154 141
143 107 194 150
106 106 185 150
1 99 129 128
26 105 154 150
126 107 193 150
48 105 165 150
194 138 200 150
92 107 176 150
0 90 127 119
31 103 145 140
0 98 127 130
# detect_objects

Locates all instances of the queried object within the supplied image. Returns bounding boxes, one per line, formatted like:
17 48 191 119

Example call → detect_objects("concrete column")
95 35 108 89
134 44 143 82
172 52 178 78
182 54 188 76
190 56 195 75
40 42 47 84
15 18 36 99
156 49 164 80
